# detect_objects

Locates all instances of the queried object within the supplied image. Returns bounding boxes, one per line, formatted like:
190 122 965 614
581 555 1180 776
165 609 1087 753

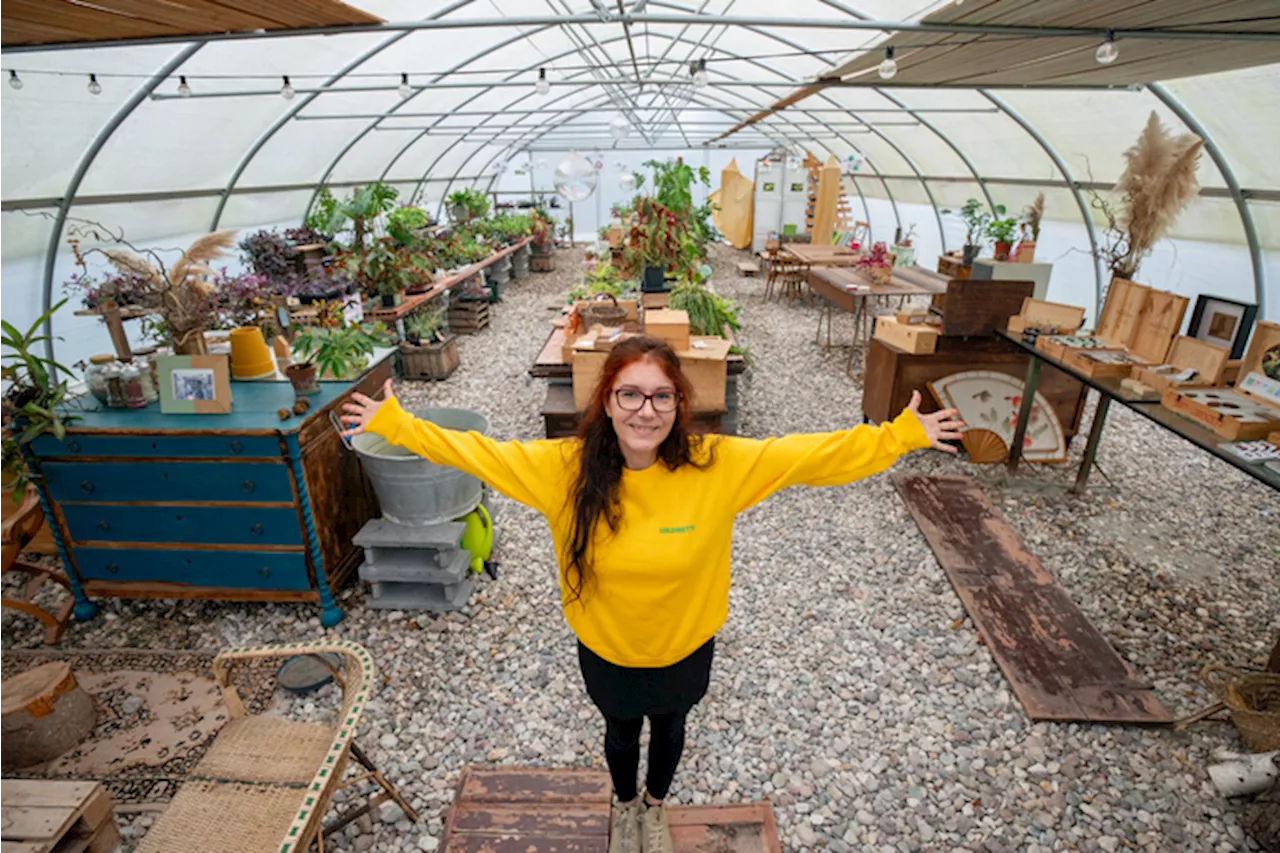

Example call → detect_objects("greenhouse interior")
1 1 1279 852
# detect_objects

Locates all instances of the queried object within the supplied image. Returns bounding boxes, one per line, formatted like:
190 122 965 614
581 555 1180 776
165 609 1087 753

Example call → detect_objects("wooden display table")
23 356 394 627
0 781 121 853
780 243 864 267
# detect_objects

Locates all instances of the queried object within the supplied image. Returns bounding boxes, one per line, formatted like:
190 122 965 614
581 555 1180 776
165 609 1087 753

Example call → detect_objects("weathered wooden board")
668 804 782 853
457 768 613 805
893 474 1172 724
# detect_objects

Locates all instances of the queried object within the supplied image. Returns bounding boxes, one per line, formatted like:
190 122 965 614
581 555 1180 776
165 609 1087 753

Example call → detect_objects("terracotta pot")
286 362 320 396
994 241 1013 261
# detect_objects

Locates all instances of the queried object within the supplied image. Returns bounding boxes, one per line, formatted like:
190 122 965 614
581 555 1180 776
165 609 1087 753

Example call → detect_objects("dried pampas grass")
1099 111 1203 280
1022 192 1044 242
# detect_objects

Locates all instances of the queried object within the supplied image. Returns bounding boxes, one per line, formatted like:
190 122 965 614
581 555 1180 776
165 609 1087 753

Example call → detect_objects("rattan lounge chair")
137 640 416 853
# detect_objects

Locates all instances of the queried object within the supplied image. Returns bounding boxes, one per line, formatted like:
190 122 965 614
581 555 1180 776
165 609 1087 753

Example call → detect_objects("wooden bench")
0 780 121 853
737 260 760 277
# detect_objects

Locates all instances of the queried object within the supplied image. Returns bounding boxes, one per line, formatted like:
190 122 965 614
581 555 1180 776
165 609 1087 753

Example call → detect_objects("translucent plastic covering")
2 0 1277 374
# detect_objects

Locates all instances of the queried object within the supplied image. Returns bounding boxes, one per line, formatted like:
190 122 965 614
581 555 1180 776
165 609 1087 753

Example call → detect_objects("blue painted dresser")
24 356 393 627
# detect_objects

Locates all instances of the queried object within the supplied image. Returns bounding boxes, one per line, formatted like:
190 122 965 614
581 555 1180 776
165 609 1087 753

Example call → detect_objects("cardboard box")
640 291 670 310
873 316 940 355
678 336 732 412
1130 335 1229 393
644 308 690 351
572 350 608 411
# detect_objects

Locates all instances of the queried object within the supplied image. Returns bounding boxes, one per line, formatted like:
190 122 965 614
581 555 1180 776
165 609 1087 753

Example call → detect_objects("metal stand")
1006 356 1042 471
1072 395 1111 494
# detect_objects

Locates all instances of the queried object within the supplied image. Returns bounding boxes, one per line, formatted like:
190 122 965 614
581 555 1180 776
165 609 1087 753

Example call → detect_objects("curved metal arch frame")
39 42 203 363
1149 82 1265 316
396 32 903 231
209 0 481 230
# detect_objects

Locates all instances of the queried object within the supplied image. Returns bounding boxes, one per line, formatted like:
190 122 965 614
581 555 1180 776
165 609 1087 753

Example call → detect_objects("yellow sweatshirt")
366 397 930 668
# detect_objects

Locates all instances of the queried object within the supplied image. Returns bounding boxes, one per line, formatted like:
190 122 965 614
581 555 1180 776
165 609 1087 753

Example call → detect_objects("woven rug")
1 648 278 805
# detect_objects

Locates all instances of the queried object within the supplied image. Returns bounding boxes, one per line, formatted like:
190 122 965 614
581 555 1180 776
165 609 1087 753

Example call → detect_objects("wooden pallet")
448 301 491 335
0 780 121 853
893 475 1172 724
442 767 780 853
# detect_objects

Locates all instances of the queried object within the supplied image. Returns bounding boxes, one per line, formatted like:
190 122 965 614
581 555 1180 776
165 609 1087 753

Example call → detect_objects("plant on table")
447 189 491 223
2 299 81 500
238 230 298 285
569 261 632 303
530 212 555 253
292 320 391 380
855 241 894 284
386 205 433 248
404 308 447 346
308 182 399 252
620 197 691 281
943 198 1002 262
1020 192 1044 244
986 214 1020 259
214 269 273 329
668 282 753 365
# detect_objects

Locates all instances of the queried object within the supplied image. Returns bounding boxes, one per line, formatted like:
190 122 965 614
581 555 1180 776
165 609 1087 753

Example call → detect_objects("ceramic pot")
286 362 320 395
229 327 275 380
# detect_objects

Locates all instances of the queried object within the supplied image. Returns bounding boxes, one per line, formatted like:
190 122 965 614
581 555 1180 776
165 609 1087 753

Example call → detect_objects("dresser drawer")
43 461 294 504
62 505 303 546
74 547 311 591
32 434 280 459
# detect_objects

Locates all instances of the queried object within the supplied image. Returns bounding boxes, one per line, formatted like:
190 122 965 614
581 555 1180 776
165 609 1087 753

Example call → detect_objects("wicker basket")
1201 665 1280 752
578 293 627 328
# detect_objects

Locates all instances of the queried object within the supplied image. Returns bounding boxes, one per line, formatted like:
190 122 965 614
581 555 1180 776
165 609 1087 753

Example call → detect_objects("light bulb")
398 72 412 99
877 47 897 80
535 68 550 96
280 75 295 99
177 75 191 97
8 70 22 90
87 73 102 95
1095 31 1119 65
693 58 708 88
609 115 630 139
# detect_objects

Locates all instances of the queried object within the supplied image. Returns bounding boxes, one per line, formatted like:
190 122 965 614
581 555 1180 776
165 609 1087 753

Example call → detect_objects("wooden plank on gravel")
893 474 1172 724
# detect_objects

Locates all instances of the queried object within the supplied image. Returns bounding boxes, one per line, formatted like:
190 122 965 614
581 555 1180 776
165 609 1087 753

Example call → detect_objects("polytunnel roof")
2 0 1278 319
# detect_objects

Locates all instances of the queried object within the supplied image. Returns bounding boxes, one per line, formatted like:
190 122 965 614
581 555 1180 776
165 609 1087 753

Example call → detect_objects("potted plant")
944 198 1002 265
400 309 458 381
986 214 1020 261
892 223 917 268
855 241 895 286
621 197 684 292
447 189 490 224
291 322 389 382
1015 192 1044 263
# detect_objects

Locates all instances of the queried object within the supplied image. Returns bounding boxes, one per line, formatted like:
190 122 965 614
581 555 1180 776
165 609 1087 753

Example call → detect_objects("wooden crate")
448 301 490 335
0 780 121 853
678 336 732 413
643 308 691 351
640 291 670 310
1130 335 1229 393
1062 348 1151 379
934 279 1033 337
874 316 939 354
936 253 972 280
400 337 459 381
531 254 556 272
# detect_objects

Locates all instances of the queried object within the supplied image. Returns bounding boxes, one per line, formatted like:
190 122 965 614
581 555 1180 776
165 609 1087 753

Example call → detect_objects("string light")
8 70 21 90
691 58 708 88
177 75 191 97
280 75 295 99
877 46 898 80
87 73 102 95
398 72 412 99
535 67 550 96
1095 30 1119 65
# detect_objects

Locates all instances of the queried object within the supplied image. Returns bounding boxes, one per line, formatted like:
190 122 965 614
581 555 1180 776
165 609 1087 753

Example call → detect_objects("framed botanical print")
1188 295 1257 360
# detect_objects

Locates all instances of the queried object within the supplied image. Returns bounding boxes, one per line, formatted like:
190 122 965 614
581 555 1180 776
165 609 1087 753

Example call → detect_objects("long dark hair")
564 336 712 605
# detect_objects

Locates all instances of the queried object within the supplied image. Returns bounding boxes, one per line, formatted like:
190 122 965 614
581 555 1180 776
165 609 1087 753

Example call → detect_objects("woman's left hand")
906 390 965 453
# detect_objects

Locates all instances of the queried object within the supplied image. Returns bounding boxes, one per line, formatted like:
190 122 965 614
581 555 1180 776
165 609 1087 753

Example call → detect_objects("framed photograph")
157 355 232 414
1188 295 1257 360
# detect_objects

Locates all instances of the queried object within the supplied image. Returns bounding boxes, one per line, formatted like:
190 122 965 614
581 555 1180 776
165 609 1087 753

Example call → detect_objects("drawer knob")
250 523 264 537
66 439 81 453
96 520 111 533
105 562 119 574
228 440 244 455
241 480 256 494
80 480 95 495
258 566 271 579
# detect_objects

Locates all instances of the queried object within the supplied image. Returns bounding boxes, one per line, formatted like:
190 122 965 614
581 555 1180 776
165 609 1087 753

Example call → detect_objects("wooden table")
778 243 864 267
807 266 948 376
1 780 120 853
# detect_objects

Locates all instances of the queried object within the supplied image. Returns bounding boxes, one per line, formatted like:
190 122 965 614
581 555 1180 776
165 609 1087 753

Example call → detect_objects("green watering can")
455 503 493 575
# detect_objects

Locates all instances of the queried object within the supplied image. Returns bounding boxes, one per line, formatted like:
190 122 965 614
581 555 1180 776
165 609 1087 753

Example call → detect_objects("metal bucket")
350 407 490 525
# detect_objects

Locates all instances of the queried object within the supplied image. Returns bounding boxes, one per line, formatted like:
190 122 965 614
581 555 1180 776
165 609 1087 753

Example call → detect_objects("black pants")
602 711 687 802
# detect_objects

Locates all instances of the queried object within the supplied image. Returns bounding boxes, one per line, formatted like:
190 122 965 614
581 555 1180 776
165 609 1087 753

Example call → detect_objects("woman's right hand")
340 378 396 439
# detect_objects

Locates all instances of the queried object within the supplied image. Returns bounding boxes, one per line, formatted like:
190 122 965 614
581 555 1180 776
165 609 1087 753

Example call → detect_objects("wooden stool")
1 662 96 771
737 260 759 278
1 780 121 853
2 485 74 645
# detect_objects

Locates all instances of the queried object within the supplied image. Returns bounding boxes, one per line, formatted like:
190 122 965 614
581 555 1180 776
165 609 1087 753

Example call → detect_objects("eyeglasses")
613 387 679 413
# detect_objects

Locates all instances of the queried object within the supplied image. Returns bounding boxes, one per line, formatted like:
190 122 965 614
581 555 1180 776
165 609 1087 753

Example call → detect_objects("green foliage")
405 308 445 345
942 198 1005 249
292 322 391 380
359 239 428 296
644 158 711 217
2 299 80 498
569 261 633 302
986 215 1019 243
307 182 400 250
386 206 431 247
447 189 491 221
668 283 741 338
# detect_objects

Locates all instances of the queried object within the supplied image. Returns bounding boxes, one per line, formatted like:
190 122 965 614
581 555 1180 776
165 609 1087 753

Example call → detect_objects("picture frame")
157 354 232 414
1188 295 1257 360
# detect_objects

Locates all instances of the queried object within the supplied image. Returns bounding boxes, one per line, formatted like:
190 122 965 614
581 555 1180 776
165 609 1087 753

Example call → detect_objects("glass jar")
120 363 147 409
102 363 128 409
83 354 115 405
133 356 158 403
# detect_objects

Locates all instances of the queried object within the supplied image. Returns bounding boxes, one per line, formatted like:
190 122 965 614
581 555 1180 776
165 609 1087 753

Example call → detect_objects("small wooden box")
895 309 930 325
640 291 670 310
572 350 609 411
677 336 732 412
874 316 940 355
1159 320 1280 439
1006 298 1086 336
1094 277 1189 363
1062 348 1151 379
1269 430 1280 447
1130 335 1229 393
618 298 639 332
1035 335 1117 363
644 308 690 351
936 253 972 280
934 279 1033 337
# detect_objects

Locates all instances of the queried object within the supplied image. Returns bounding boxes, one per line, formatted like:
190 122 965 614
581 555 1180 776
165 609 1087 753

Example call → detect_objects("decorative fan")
927 370 1067 464
960 429 1009 464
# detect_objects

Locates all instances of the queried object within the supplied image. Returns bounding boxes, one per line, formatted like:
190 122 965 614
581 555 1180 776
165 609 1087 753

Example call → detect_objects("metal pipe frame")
8 12 1276 54
37 42 203 365
1148 82 1266 316
294 107 1001 119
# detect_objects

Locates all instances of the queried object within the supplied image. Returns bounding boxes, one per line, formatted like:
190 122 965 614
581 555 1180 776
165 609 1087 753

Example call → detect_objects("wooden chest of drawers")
24 356 392 627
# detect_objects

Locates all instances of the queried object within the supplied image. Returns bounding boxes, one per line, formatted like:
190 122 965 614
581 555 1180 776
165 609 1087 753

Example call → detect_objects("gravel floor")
4 244 1278 853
